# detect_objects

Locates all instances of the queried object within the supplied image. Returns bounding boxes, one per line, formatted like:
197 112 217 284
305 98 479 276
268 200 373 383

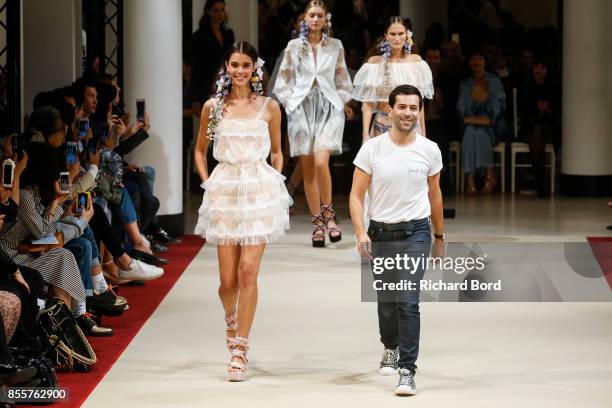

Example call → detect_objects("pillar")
123 0 184 232
561 0 612 196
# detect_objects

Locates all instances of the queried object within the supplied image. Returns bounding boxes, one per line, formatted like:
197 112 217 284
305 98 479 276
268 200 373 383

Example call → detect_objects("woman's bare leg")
300 155 321 215
218 245 241 339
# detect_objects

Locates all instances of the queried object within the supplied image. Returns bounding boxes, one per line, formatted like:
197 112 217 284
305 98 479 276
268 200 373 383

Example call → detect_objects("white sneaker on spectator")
119 260 164 281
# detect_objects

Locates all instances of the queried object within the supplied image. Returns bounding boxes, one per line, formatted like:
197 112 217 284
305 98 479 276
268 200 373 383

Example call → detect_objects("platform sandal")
312 213 326 248
227 336 249 382
321 203 342 243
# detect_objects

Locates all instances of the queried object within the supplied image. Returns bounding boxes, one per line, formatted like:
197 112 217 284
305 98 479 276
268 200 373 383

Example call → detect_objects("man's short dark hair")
388 84 423 110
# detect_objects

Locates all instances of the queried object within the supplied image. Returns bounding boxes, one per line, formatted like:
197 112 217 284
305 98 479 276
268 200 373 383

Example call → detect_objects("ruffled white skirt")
195 161 293 245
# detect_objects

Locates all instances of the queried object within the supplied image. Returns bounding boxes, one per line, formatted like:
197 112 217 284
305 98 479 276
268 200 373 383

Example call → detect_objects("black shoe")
150 242 168 254
149 228 181 244
76 313 113 337
86 290 128 317
0 363 38 385
132 249 168 265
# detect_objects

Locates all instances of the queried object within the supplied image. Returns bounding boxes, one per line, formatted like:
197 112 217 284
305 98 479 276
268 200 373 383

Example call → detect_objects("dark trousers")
426 119 454 196
368 218 431 373
90 203 126 259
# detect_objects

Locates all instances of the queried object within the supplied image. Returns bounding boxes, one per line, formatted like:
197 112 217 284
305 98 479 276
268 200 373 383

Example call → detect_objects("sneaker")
395 368 417 396
118 259 164 281
379 348 399 375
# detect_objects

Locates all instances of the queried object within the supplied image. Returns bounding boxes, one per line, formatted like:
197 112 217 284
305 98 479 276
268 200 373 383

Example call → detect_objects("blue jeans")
64 236 93 297
110 188 138 225
368 217 431 373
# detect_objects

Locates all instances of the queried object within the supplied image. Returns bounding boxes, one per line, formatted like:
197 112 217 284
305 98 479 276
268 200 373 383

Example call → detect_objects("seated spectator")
457 47 507 195
518 57 559 197
0 143 105 335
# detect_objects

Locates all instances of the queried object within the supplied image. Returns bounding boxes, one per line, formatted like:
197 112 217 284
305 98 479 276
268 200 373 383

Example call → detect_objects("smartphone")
86 141 98 155
136 99 145 122
11 134 26 157
66 142 78 165
59 172 70 194
451 33 460 45
2 159 15 188
101 122 110 140
74 191 91 214
77 118 89 139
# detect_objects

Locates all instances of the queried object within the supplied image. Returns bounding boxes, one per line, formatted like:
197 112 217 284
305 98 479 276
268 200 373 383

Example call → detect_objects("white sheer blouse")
352 61 434 102
273 38 353 113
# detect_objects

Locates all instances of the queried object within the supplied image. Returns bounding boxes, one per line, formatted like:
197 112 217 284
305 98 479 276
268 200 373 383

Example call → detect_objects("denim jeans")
368 217 431 373
64 237 93 297
110 188 138 225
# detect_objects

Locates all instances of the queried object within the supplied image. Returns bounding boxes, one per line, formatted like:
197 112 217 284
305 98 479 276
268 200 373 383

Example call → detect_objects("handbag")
37 299 97 372
16 231 64 254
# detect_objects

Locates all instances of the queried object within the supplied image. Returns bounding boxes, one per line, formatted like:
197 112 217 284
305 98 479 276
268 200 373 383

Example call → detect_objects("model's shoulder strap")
255 97 270 120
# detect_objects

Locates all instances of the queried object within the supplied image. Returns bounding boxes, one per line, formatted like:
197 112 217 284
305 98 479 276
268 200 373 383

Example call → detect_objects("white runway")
84 195 612 407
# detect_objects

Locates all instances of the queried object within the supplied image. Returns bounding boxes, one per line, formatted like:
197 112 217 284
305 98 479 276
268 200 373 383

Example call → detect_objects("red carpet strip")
36 235 204 408
587 237 612 290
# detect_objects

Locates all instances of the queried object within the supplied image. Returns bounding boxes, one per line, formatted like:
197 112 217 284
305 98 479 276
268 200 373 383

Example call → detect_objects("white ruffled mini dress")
195 97 293 245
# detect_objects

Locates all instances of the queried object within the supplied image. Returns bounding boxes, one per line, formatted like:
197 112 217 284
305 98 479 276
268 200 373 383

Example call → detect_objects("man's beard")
395 117 417 133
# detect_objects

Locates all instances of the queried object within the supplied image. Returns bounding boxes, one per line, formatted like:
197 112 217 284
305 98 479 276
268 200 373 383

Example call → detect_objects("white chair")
494 142 506 193
449 141 461 193
459 142 505 193
510 142 556 194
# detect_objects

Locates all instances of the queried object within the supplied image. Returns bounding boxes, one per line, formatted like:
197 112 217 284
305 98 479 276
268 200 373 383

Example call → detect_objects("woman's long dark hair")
26 106 62 142
198 0 226 29
20 143 64 206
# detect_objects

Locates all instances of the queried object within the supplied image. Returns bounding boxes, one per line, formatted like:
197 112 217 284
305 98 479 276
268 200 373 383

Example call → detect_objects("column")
561 0 612 196
22 0 82 115
123 0 184 233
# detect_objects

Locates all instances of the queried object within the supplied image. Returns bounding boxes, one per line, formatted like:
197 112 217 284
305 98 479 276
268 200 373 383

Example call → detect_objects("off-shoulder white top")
352 60 434 102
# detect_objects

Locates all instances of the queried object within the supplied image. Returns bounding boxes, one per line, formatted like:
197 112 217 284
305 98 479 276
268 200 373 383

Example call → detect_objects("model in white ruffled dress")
352 17 434 142
194 97 292 244
193 41 291 383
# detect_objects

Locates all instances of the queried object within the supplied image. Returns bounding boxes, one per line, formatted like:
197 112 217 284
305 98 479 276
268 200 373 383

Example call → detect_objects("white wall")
400 0 448 46
22 0 81 115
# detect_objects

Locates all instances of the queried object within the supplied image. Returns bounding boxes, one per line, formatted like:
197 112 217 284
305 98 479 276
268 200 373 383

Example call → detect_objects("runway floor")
84 194 612 407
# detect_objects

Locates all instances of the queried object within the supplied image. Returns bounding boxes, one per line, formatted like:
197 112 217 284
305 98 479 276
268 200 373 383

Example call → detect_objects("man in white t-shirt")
350 84 445 396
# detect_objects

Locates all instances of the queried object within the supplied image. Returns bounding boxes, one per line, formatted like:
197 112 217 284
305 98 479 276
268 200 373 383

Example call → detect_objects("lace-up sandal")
227 336 249 382
312 213 326 248
321 203 342 243
225 310 238 350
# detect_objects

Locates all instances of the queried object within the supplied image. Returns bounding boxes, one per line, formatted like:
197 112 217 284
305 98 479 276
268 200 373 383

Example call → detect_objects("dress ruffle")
352 61 434 102
194 162 293 245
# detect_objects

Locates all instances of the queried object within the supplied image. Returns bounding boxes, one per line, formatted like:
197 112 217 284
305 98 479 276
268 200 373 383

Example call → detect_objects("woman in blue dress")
457 48 506 195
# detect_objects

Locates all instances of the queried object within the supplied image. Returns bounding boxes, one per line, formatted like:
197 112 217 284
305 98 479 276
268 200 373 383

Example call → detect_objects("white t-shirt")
353 132 442 223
